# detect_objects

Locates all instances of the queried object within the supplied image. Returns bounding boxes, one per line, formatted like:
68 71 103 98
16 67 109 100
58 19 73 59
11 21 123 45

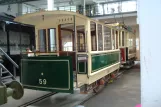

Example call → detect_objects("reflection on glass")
87 0 136 16
48 29 56 52
59 6 76 12
38 29 46 52
98 24 103 51
104 26 111 50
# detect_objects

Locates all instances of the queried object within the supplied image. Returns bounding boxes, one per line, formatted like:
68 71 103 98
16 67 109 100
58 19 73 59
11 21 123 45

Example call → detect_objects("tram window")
60 23 74 51
47 28 56 52
104 26 112 50
90 21 97 51
124 32 127 46
77 25 86 52
116 31 118 49
97 24 103 51
129 33 133 47
112 29 115 49
119 31 121 46
61 29 73 51
122 31 125 46
38 29 46 52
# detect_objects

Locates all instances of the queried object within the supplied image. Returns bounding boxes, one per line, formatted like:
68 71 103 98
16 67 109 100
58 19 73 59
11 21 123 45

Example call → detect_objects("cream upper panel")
14 11 90 26
14 10 113 29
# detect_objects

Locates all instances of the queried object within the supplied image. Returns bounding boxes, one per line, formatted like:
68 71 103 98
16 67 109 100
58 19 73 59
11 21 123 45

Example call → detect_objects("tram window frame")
61 28 73 51
60 23 74 52
112 29 115 49
97 24 103 51
90 21 97 51
116 30 119 49
122 31 125 46
104 26 112 50
38 29 47 52
76 25 86 52
119 31 121 47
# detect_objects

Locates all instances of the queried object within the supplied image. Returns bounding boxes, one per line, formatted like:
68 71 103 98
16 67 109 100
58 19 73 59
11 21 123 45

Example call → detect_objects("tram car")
14 11 121 94
118 24 136 68
107 23 136 68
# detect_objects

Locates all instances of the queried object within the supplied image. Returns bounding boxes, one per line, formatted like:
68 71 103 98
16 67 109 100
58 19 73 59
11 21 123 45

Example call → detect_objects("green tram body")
14 11 123 93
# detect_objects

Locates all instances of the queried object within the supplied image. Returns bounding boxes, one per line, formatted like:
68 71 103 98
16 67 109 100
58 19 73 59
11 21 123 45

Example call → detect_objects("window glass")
90 21 97 51
77 25 86 52
98 24 103 51
64 42 72 51
38 29 46 52
122 31 125 46
47 28 56 52
119 31 121 46
104 26 112 50
112 29 115 49
116 31 119 49
102 0 137 15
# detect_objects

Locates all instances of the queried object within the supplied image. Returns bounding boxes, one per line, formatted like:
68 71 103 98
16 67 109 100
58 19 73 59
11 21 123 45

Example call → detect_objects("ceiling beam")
0 0 40 5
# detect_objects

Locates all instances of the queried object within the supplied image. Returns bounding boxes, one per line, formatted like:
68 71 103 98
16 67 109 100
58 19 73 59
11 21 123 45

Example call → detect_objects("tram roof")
14 10 98 26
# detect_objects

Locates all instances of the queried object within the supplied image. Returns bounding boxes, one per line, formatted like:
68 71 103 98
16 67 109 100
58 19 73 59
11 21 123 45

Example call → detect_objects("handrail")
0 48 19 69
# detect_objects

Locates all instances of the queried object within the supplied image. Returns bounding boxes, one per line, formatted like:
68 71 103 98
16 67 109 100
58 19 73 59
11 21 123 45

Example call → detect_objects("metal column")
83 0 86 15
47 0 54 10
138 0 161 106
47 0 55 51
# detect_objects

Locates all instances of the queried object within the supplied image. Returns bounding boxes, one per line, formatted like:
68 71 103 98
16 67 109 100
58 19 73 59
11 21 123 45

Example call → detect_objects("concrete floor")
84 67 140 107
1 67 140 107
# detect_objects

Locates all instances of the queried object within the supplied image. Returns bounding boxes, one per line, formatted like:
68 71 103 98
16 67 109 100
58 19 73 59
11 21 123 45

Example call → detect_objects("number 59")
39 79 47 85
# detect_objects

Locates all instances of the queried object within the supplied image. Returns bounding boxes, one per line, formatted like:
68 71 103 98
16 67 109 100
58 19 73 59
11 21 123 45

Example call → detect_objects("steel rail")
18 92 57 107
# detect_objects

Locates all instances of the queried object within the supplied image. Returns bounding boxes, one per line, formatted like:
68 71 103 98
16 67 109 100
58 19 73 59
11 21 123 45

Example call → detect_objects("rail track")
18 92 57 107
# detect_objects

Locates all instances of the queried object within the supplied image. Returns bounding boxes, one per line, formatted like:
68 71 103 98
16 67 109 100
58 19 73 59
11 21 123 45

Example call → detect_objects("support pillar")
17 3 22 16
47 0 55 51
138 0 161 106
47 0 54 10
82 0 86 15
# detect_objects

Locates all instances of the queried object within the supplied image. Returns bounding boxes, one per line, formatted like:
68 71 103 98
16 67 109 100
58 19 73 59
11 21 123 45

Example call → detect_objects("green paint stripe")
91 52 120 72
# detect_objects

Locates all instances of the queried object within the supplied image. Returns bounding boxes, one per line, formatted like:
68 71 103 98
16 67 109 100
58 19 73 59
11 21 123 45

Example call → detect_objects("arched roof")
14 10 92 25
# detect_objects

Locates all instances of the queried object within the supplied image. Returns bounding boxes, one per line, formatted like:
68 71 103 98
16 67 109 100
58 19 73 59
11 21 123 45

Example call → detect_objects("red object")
111 74 115 78
99 79 105 85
